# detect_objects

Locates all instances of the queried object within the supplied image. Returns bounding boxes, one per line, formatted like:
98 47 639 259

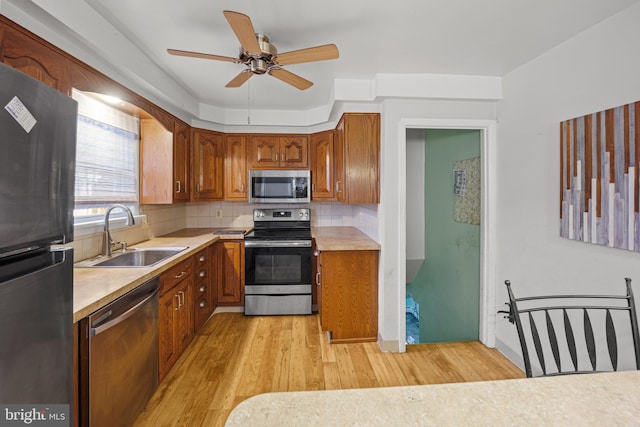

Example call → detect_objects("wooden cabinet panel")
0 21 71 94
216 240 244 305
140 119 173 204
248 135 280 168
192 129 224 200
334 113 380 204
248 135 308 169
318 249 378 343
310 131 335 200
159 290 179 379
159 258 194 381
280 136 308 168
173 121 191 202
224 135 248 201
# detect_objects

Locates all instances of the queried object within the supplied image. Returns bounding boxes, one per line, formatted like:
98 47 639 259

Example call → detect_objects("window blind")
72 90 139 208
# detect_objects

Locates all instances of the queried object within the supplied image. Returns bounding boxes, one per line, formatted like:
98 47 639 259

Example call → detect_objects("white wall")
495 3 640 361
406 129 425 284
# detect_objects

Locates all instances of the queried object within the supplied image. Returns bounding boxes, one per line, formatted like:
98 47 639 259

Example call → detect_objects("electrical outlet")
215 209 223 218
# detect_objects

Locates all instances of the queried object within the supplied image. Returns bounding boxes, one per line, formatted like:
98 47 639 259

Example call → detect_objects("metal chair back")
503 278 640 377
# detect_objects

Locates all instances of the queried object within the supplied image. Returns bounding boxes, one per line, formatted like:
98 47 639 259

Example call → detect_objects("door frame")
396 118 497 352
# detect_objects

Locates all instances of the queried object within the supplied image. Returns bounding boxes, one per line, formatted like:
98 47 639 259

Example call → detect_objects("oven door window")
246 246 311 285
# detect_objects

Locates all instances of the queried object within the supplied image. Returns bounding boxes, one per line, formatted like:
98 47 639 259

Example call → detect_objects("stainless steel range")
244 208 312 315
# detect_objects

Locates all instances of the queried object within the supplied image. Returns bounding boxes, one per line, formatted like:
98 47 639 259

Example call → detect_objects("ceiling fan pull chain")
247 79 251 125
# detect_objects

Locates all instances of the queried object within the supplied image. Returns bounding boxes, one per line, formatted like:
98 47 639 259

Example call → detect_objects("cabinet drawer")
160 258 193 295
195 281 208 297
194 295 210 330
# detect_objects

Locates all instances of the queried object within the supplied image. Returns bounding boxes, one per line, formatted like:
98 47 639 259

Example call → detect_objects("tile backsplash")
68 202 378 262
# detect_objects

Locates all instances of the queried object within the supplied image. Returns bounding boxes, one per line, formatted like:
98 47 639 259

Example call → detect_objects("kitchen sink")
79 247 188 268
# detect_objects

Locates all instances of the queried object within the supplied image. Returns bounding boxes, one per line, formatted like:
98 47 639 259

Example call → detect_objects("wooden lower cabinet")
215 240 244 306
317 249 379 343
158 259 194 381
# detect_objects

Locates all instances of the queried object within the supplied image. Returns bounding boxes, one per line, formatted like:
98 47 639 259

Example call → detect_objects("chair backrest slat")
545 309 561 373
605 309 618 371
528 312 546 375
563 308 578 372
583 309 597 371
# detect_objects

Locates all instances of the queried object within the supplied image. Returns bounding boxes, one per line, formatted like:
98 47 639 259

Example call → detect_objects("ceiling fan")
167 10 339 91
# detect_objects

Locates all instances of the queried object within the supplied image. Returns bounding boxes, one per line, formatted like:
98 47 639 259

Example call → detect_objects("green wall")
407 129 481 343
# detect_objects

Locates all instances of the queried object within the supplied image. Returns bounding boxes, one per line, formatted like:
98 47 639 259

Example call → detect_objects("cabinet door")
334 119 346 202
176 279 194 351
173 121 191 202
224 135 248 201
217 241 244 305
280 136 309 168
140 119 173 204
320 250 378 342
0 24 71 94
344 113 380 204
310 131 335 200
159 291 180 381
248 135 279 168
192 129 224 200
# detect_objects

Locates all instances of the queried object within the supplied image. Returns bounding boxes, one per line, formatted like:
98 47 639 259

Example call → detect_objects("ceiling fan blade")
167 49 238 63
225 70 253 88
275 44 339 66
223 10 261 55
269 68 313 91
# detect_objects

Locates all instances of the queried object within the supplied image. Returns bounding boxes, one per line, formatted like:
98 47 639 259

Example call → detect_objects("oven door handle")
244 240 312 248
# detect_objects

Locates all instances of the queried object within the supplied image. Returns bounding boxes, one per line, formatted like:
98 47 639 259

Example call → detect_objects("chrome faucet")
103 204 135 256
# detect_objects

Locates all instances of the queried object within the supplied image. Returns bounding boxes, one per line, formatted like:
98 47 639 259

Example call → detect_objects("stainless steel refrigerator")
0 62 77 423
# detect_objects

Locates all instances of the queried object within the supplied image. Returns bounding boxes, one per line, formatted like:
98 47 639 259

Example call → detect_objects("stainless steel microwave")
249 170 310 203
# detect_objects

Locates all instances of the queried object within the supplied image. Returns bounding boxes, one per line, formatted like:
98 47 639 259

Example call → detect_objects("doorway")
395 118 497 353
405 129 481 344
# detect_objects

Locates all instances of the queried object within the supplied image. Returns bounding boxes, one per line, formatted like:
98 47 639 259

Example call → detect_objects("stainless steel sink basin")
78 247 188 268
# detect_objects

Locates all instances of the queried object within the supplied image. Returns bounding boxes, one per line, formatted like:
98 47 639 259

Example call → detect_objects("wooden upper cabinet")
191 129 224 201
139 118 190 204
310 130 335 201
140 119 173 204
224 135 248 201
0 20 71 94
248 135 308 169
173 121 191 202
334 113 380 204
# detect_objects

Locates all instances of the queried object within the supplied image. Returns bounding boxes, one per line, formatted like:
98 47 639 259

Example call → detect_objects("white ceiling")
6 0 640 125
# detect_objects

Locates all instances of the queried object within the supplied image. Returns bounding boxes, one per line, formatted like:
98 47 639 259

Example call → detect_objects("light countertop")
73 226 377 322
225 370 640 426
312 226 380 251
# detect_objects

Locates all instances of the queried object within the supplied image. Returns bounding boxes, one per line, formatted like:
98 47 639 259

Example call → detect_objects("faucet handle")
120 241 128 252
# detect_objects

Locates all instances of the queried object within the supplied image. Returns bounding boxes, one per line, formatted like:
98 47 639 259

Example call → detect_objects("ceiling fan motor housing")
239 34 277 74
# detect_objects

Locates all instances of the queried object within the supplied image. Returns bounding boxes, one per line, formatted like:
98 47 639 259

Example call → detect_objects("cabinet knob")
199 300 207 308
199 285 206 293
199 270 206 278
199 255 206 262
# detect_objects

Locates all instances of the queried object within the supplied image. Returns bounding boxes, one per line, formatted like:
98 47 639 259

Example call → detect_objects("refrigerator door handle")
90 289 158 336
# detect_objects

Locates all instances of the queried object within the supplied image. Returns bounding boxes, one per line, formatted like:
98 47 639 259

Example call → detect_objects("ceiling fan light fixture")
168 10 339 90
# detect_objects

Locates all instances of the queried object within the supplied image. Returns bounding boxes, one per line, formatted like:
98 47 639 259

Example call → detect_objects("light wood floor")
133 312 524 427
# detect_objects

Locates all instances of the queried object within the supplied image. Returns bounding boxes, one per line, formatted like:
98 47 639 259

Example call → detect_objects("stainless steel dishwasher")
80 277 159 427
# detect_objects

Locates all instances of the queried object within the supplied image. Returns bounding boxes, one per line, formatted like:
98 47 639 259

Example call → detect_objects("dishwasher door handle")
90 289 158 336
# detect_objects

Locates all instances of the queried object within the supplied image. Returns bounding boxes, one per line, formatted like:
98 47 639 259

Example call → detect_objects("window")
72 89 139 224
